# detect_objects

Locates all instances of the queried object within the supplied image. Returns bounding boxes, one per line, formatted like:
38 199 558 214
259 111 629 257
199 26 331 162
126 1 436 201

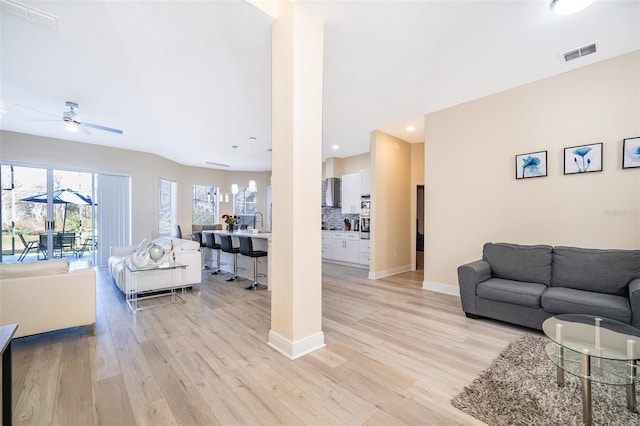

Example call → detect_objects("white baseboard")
422 280 460 296
268 330 326 360
368 264 412 280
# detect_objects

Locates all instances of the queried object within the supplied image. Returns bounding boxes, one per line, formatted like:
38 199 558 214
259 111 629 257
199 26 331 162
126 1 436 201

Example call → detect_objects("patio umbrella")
20 188 96 234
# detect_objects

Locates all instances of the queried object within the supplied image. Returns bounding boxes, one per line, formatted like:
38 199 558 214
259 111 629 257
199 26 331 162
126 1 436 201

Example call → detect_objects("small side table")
1 323 18 426
124 262 187 312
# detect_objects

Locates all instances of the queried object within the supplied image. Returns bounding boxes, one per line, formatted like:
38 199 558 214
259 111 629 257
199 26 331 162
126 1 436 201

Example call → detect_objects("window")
233 186 257 226
192 184 220 225
158 179 177 236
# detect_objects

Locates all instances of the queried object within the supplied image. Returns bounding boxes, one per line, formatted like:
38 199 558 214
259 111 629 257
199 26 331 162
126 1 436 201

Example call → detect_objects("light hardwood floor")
10 262 528 425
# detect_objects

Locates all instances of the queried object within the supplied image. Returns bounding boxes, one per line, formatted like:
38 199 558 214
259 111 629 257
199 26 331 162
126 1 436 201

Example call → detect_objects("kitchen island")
204 230 271 289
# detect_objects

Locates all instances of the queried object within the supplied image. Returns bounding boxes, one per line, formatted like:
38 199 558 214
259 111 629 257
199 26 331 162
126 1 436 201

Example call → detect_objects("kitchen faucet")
253 211 264 229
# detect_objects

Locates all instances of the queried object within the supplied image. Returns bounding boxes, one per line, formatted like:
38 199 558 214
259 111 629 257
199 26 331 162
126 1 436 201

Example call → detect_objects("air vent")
563 42 597 62
205 161 230 168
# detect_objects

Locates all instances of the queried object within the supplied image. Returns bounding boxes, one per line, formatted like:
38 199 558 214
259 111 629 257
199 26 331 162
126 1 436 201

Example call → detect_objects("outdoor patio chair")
17 233 38 262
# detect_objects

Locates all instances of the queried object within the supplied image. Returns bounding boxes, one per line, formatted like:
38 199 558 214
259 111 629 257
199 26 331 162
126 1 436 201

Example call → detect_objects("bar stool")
239 236 267 290
192 231 208 269
220 235 240 281
204 232 225 275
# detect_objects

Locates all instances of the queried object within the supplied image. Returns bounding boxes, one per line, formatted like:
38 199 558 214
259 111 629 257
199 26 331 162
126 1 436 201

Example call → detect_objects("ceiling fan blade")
80 125 93 135
14 103 59 118
81 122 123 134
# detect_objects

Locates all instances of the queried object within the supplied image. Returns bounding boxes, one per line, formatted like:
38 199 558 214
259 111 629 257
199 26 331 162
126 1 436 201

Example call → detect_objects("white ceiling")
1 0 639 171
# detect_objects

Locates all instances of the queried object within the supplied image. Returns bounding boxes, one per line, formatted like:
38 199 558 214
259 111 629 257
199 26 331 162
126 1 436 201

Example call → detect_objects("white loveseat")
0 259 96 338
108 237 201 294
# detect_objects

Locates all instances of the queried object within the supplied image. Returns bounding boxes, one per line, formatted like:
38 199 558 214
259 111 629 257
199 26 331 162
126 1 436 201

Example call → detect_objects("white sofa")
108 236 201 294
0 259 96 338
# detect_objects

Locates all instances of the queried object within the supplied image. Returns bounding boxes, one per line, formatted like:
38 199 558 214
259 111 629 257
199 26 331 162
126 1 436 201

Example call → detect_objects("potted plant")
222 214 239 232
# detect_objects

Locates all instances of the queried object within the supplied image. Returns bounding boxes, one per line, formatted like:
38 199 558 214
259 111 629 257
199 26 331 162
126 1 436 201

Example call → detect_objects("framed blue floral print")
622 137 640 169
516 150 547 179
564 142 603 175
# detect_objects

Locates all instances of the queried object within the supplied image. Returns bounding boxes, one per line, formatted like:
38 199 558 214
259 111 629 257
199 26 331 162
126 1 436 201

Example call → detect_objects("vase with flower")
222 214 239 232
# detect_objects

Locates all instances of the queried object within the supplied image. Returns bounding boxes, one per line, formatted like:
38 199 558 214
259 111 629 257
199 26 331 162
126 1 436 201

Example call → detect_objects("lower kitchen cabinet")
358 239 370 265
322 231 333 259
331 233 359 264
323 231 367 267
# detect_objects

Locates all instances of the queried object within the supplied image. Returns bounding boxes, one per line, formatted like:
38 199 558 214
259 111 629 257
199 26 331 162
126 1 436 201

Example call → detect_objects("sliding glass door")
0 164 97 264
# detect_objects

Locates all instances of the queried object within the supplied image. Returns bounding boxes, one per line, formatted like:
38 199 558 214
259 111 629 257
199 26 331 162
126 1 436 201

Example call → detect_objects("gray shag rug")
451 334 640 426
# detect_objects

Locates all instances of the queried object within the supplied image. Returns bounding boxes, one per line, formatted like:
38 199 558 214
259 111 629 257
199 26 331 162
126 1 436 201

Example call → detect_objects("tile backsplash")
322 208 359 230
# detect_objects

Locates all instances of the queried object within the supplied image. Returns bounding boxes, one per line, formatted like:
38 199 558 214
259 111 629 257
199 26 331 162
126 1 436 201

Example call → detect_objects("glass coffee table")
125 262 188 312
542 314 640 425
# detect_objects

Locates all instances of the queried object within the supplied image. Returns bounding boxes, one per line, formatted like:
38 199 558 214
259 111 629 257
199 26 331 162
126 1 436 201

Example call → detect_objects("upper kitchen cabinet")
341 173 360 214
360 169 371 195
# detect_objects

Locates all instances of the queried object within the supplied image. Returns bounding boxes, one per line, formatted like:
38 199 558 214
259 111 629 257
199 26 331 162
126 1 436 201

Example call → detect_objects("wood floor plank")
92 375 136 426
52 331 93 426
13 339 62 426
140 338 220 425
10 262 527 425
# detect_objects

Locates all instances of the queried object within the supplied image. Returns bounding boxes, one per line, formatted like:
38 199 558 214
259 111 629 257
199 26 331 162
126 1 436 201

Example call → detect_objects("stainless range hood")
322 177 341 208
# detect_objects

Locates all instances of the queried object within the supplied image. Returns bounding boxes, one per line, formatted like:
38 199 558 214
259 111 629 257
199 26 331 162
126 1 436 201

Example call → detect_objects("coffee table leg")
627 360 636 411
581 352 592 426
557 345 565 386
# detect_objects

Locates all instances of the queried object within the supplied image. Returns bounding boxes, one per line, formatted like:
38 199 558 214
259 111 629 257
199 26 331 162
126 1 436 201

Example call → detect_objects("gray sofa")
458 243 640 330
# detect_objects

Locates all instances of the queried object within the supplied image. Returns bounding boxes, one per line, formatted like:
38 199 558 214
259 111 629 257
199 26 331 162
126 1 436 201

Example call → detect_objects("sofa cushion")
551 246 640 296
482 243 553 285
476 278 547 308
541 287 631 324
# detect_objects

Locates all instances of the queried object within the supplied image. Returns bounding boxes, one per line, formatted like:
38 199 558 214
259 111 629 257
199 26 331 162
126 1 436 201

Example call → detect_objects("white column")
268 1 325 359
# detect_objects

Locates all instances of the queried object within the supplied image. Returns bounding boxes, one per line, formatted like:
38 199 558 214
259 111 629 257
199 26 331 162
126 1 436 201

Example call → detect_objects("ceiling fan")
62 101 123 134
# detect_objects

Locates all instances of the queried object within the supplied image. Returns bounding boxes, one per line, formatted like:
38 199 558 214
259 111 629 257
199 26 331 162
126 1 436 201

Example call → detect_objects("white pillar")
268 1 324 359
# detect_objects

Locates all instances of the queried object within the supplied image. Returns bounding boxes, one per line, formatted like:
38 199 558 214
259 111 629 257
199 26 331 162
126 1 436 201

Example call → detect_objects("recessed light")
332 145 339 150
550 0 594 15
406 125 415 132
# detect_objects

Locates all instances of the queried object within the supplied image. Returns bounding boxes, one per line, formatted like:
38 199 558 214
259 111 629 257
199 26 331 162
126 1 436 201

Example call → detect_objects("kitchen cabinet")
331 232 359 263
358 239 370 265
360 169 371 195
341 173 360 214
321 231 333 259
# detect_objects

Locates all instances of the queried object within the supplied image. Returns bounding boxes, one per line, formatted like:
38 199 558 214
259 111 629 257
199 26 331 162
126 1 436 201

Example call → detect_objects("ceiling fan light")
65 121 79 132
550 0 594 15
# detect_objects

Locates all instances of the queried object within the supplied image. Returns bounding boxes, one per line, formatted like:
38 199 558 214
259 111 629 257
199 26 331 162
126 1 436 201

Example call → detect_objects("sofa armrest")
457 260 491 315
629 278 640 329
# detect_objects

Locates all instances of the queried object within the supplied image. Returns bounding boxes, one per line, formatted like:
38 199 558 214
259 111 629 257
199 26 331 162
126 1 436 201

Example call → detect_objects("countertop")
204 229 272 240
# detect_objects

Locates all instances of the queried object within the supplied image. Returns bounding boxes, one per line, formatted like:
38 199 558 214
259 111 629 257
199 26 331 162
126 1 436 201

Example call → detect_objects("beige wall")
322 152 370 180
424 50 640 288
370 130 412 277
0 130 270 243
410 143 425 270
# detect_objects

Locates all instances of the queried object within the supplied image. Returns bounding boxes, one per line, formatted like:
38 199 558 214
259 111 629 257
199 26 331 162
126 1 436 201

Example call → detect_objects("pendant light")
248 180 257 193
231 184 239 195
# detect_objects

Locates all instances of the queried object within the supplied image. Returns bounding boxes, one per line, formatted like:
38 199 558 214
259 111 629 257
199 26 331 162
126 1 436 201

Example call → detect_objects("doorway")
416 185 424 270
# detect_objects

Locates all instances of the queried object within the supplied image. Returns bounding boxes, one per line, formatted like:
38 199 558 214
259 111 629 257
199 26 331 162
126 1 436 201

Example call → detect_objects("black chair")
240 224 248 230
238 236 267 290
192 231 208 269
204 232 225 275
220 235 240 281
17 233 38 262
